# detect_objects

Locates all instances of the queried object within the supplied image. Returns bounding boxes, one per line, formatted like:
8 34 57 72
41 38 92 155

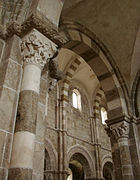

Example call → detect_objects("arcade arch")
67 145 95 180
59 21 129 120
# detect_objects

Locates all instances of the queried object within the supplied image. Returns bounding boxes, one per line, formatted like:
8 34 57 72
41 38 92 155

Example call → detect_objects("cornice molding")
0 12 68 46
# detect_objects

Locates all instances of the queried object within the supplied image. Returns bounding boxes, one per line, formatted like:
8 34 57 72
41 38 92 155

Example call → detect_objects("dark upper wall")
61 0 140 91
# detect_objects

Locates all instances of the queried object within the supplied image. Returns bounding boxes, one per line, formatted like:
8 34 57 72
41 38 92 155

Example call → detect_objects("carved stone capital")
110 121 129 140
21 29 57 68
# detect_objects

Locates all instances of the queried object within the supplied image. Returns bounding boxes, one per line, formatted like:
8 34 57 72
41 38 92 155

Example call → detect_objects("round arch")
67 145 95 179
101 155 114 180
59 20 129 121
44 138 58 179
101 155 113 171
130 25 140 117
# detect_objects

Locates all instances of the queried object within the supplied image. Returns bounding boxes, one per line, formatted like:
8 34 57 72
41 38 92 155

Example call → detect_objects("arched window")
72 89 81 110
101 107 108 124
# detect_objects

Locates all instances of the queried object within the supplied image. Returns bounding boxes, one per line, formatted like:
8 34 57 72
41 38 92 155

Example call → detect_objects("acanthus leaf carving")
21 31 57 68
110 122 129 139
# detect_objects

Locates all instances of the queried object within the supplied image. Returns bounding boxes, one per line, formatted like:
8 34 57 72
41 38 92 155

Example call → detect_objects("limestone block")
21 64 41 93
0 87 18 132
37 0 63 27
36 103 45 142
0 131 6 166
0 168 7 180
68 30 81 41
0 59 22 91
33 142 44 174
8 168 32 180
2 133 12 168
10 132 35 169
46 88 57 128
39 78 48 105
32 173 43 180
0 39 5 63
15 90 38 134
3 35 22 65
45 128 58 151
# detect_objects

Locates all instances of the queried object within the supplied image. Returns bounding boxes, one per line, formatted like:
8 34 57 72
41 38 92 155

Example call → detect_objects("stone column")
8 29 57 180
108 120 134 180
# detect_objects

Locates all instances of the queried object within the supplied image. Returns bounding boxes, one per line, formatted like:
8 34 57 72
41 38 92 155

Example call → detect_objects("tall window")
72 89 81 111
101 107 108 124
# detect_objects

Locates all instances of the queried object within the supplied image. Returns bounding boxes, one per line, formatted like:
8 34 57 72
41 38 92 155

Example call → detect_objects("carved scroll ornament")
21 31 57 67
110 122 129 139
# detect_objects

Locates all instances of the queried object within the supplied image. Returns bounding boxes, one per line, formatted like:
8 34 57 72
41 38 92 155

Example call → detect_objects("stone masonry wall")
0 35 22 179
67 84 91 142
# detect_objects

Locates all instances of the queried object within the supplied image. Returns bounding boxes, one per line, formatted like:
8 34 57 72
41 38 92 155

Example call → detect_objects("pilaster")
0 35 22 179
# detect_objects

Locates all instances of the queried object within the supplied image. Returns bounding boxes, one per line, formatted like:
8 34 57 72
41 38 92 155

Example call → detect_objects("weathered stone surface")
105 88 119 102
32 173 43 180
36 103 45 142
0 59 22 91
0 86 17 132
33 142 44 174
39 78 48 105
0 131 6 166
2 133 12 168
0 39 5 63
3 35 22 64
8 168 32 180
0 2 140 180
15 90 39 134
21 29 57 67
37 0 63 27
0 168 7 180
129 123 140 180
10 131 35 169
108 107 123 119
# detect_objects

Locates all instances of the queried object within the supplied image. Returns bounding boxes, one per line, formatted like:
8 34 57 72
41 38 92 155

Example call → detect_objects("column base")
8 168 32 180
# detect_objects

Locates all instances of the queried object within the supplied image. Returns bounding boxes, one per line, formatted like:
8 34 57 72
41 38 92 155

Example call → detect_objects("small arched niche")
44 139 57 180
44 149 53 180
103 162 114 180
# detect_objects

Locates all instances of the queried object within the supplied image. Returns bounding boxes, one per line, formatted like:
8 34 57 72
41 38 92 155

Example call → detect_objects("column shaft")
118 137 134 180
8 64 41 180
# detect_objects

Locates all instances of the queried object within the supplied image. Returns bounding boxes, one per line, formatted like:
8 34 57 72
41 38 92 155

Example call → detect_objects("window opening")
72 89 81 110
101 107 108 124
